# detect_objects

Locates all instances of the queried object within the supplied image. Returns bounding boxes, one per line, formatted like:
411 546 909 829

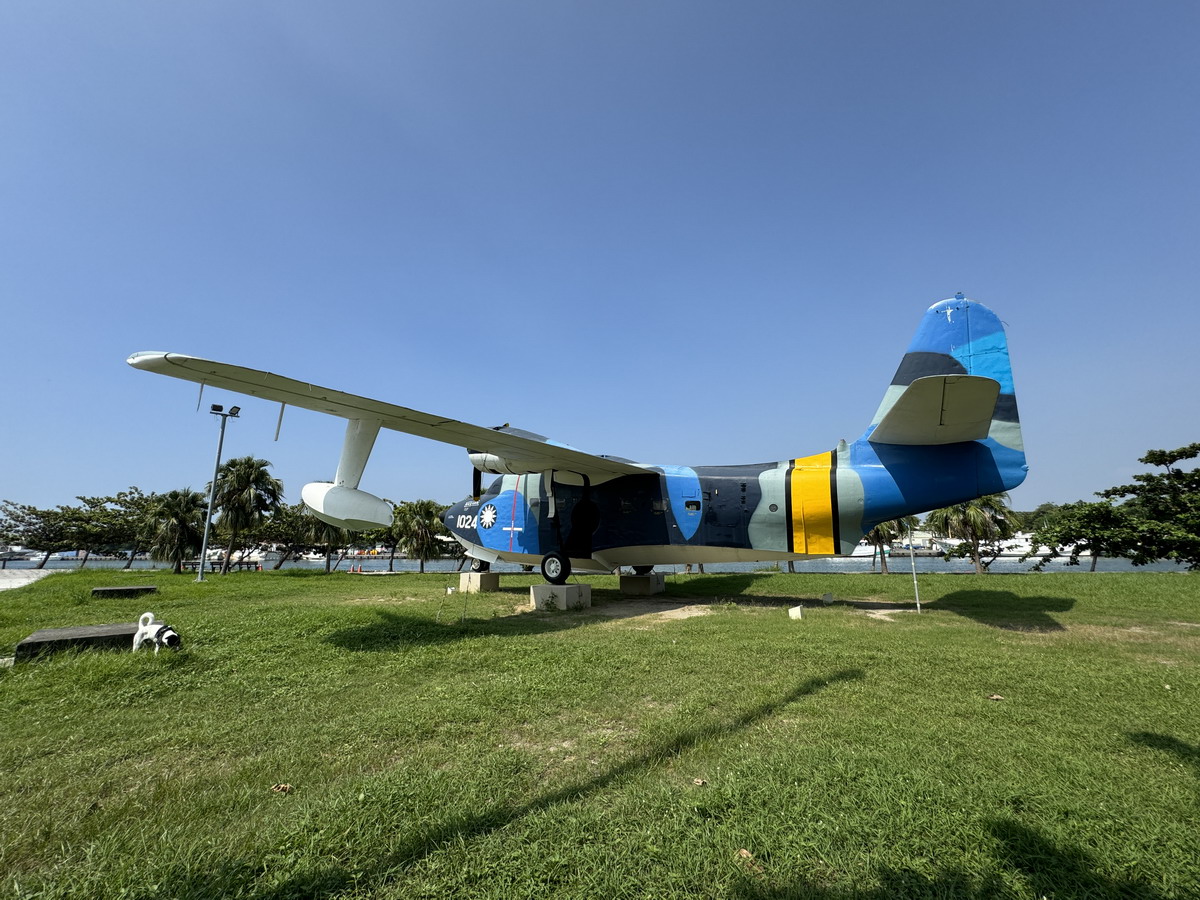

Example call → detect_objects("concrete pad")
459 572 501 593
0 570 55 591
619 573 666 595
530 583 591 611
15 622 140 662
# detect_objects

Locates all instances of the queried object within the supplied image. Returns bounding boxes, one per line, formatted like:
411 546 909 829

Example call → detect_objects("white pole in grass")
907 520 921 613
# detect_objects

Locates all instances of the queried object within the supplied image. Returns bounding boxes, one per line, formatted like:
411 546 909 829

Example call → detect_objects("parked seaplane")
128 295 1026 584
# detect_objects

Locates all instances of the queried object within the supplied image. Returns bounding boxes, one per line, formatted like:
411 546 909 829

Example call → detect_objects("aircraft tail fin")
866 296 1023 460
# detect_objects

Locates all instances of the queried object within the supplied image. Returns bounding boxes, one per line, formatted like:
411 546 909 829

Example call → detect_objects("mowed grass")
1 570 1197 899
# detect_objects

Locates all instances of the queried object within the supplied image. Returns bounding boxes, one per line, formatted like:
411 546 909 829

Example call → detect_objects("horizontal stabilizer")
868 375 999 446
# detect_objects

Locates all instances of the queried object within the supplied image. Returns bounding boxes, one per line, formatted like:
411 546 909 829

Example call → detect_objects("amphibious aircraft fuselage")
128 295 1027 584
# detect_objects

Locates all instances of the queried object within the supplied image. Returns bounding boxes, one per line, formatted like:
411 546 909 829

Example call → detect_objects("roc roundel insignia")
479 504 498 529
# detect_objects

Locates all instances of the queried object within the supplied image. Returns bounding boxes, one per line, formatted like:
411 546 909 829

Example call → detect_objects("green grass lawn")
1 570 1197 899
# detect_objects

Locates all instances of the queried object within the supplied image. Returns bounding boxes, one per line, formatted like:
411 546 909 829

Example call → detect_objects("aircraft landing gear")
540 551 570 585
632 566 654 576
469 558 491 573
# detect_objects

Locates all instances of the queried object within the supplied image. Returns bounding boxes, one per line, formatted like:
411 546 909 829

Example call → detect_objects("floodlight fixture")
229 406 241 417
210 404 223 413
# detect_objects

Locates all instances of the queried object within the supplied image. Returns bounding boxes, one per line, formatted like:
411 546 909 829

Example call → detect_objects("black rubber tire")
632 566 654 576
469 558 491 573
540 552 570 585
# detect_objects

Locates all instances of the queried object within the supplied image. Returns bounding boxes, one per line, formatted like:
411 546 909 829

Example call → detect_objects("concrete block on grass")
459 572 500 593
530 583 591 611
619 573 665 595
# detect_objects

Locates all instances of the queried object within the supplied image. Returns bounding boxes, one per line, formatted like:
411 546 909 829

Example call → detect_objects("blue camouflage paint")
659 465 703 541
856 298 1026 530
440 296 1028 571
475 481 538 554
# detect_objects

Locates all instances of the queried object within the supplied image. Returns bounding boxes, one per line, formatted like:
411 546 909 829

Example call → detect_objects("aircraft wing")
126 351 648 480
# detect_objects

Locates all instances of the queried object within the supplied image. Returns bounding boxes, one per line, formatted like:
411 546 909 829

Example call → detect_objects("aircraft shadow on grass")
322 606 599 650
656 572 832 607
929 589 1076 632
135 668 866 900
323 574 821 651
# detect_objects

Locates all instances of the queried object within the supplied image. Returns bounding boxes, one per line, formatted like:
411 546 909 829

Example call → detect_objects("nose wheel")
540 552 570 585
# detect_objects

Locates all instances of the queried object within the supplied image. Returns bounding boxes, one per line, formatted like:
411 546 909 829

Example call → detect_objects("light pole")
196 404 240 582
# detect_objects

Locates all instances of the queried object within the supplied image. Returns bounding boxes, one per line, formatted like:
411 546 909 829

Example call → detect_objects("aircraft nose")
445 499 470 534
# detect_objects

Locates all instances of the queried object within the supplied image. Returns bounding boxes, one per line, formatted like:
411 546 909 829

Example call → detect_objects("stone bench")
15 622 140 662
90 585 159 598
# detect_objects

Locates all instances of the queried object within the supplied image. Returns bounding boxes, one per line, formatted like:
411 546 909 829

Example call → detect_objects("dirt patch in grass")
341 596 423 605
593 600 712 624
840 599 919 622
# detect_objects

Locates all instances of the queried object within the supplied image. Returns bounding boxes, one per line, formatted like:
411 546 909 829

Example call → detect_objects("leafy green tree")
1017 502 1062 533
209 456 283 574
925 493 1021 574
64 496 119 568
391 499 451 573
111 488 160 569
149 489 207 574
864 515 919 574
257 502 312 569
0 501 73 568
1025 500 1137 571
1098 443 1200 568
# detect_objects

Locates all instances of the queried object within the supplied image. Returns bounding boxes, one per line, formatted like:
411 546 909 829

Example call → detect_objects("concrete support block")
788 605 804 620
619 573 666 595
530 583 591 611
459 572 501 594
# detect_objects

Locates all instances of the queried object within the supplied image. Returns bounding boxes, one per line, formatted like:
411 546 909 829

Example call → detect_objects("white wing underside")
127 352 647 481
868 374 1000 445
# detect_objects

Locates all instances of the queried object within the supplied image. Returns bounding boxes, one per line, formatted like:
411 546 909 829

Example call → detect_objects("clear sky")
2 1 1197 513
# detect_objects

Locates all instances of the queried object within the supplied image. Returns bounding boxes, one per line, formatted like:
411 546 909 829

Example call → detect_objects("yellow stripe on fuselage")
791 451 835 555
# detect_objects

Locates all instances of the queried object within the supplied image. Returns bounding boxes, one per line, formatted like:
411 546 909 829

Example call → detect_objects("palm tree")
392 500 450 573
149 488 207 574
209 456 283 574
864 515 919 574
925 493 1021 574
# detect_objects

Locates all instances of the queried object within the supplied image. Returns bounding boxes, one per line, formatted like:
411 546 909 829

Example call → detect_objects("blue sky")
2 1 1197 513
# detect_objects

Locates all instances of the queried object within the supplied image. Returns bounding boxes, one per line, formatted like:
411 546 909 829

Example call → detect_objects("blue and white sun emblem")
479 504 498 529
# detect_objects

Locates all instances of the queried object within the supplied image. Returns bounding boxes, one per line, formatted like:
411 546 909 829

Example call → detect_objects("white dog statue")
132 612 182 654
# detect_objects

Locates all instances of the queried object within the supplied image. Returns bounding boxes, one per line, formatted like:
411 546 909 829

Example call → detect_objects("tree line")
0 456 453 574
5 444 1197 576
